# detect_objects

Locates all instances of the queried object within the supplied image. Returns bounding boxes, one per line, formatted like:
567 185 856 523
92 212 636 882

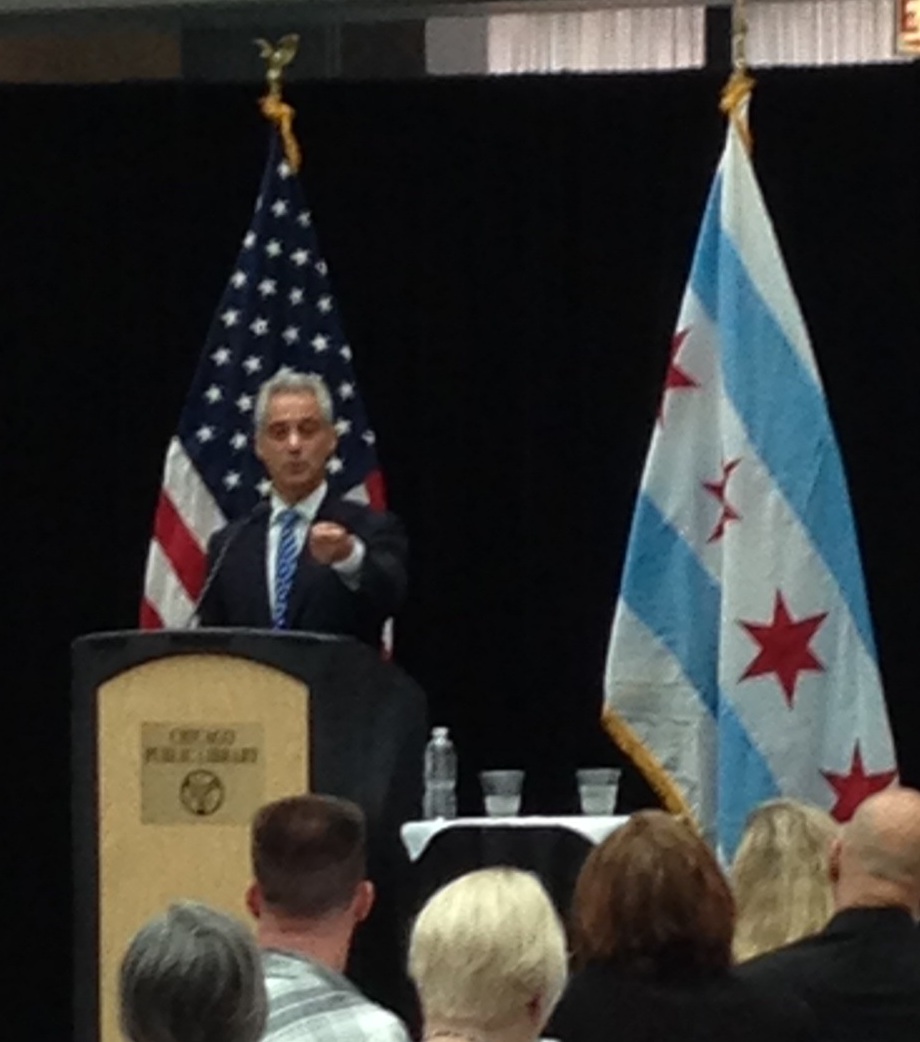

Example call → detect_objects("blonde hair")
731 799 839 962
408 868 568 1033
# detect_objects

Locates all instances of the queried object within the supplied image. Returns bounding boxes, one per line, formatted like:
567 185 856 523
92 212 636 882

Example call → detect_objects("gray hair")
254 370 334 429
119 901 268 1042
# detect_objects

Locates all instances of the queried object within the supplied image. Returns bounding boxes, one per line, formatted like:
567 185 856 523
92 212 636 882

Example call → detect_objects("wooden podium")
72 629 427 1042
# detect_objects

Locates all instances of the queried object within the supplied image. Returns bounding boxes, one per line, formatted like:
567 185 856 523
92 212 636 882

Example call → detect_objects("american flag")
141 131 385 629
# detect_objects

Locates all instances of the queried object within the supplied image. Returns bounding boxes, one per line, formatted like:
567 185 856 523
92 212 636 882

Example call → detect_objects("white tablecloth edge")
400 814 630 862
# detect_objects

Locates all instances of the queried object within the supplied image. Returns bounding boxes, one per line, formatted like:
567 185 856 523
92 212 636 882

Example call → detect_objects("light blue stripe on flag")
690 176 877 660
717 708 781 857
620 493 720 715
621 492 780 852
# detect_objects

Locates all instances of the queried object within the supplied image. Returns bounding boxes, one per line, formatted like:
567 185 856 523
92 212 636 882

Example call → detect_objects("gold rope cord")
601 706 694 820
720 69 755 154
260 94 302 174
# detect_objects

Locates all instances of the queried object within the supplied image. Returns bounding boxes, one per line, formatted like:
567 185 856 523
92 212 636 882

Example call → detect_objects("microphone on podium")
184 502 270 628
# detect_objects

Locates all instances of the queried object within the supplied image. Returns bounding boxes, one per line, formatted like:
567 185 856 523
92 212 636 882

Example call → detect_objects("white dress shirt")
266 482 365 614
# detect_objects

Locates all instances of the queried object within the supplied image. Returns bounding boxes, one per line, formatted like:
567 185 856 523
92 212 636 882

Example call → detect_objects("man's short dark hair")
251 794 366 918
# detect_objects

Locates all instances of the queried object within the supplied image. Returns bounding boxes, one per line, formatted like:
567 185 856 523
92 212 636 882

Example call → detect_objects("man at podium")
199 370 407 645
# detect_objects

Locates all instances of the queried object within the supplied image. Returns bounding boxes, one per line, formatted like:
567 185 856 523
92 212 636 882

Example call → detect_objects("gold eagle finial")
254 34 300 98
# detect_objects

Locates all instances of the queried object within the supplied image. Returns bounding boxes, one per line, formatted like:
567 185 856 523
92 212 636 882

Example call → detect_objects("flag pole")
730 0 748 73
254 33 303 173
720 0 755 151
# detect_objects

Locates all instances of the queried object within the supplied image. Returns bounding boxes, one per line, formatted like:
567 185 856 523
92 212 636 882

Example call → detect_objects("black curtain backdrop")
3 64 919 1038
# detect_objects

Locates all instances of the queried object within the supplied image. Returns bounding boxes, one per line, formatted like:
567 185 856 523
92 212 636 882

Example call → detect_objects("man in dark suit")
199 370 406 645
737 786 920 1042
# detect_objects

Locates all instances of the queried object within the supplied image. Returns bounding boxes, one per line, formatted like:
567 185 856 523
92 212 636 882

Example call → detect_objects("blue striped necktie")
272 508 301 630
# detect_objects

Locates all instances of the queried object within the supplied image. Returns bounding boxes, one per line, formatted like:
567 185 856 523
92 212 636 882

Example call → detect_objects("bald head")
834 787 920 916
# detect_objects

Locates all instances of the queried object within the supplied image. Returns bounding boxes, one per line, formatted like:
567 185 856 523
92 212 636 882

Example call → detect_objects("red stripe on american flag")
365 469 387 511
153 491 208 599
140 597 165 630
365 469 393 657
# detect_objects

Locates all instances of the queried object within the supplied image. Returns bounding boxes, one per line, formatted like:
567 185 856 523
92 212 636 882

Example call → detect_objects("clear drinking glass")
577 768 621 815
479 769 524 817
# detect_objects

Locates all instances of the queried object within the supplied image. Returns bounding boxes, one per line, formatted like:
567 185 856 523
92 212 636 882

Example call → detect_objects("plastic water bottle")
423 726 457 819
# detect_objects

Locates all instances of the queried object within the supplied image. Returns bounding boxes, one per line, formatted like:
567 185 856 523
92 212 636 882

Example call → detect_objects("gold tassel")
260 94 302 174
601 706 695 821
720 66 756 154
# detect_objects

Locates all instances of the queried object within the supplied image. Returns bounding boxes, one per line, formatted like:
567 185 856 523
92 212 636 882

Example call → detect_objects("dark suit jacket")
198 494 407 646
736 907 920 1042
547 961 816 1042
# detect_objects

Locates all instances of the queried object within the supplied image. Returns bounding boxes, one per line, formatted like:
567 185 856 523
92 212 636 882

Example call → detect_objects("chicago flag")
603 113 897 858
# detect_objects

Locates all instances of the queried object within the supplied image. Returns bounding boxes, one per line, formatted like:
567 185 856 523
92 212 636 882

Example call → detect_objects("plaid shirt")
261 950 411 1042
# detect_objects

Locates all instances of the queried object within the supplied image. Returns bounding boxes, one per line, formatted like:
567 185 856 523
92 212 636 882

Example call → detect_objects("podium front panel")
95 653 308 1042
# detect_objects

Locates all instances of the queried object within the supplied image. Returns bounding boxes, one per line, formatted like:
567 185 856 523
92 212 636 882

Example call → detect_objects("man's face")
256 391 337 504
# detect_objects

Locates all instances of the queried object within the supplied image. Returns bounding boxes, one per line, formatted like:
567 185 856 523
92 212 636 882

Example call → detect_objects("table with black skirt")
400 815 630 920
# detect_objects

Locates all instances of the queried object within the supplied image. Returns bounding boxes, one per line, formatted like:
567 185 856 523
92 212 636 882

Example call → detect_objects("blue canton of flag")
142 131 384 629
603 104 897 858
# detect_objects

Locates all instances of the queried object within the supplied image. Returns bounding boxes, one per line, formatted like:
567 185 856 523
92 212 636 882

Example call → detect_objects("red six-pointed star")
658 328 699 425
703 458 742 542
738 592 828 707
822 744 897 822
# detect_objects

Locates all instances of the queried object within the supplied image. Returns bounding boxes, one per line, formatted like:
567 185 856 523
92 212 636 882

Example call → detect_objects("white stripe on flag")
160 438 225 550
143 539 196 626
718 129 820 385
639 294 723 587
342 481 370 505
605 603 717 827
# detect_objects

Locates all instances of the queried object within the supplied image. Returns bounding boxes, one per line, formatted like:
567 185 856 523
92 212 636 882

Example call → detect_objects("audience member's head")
120 901 267 1042
247 794 373 969
409 868 567 1042
731 799 839 961
832 786 920 918
571 810 734 980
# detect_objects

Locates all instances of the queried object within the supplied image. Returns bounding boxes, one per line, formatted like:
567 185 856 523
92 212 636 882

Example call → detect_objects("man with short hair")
738 786 920 1042
199 370 406 645
247 794 411 1042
